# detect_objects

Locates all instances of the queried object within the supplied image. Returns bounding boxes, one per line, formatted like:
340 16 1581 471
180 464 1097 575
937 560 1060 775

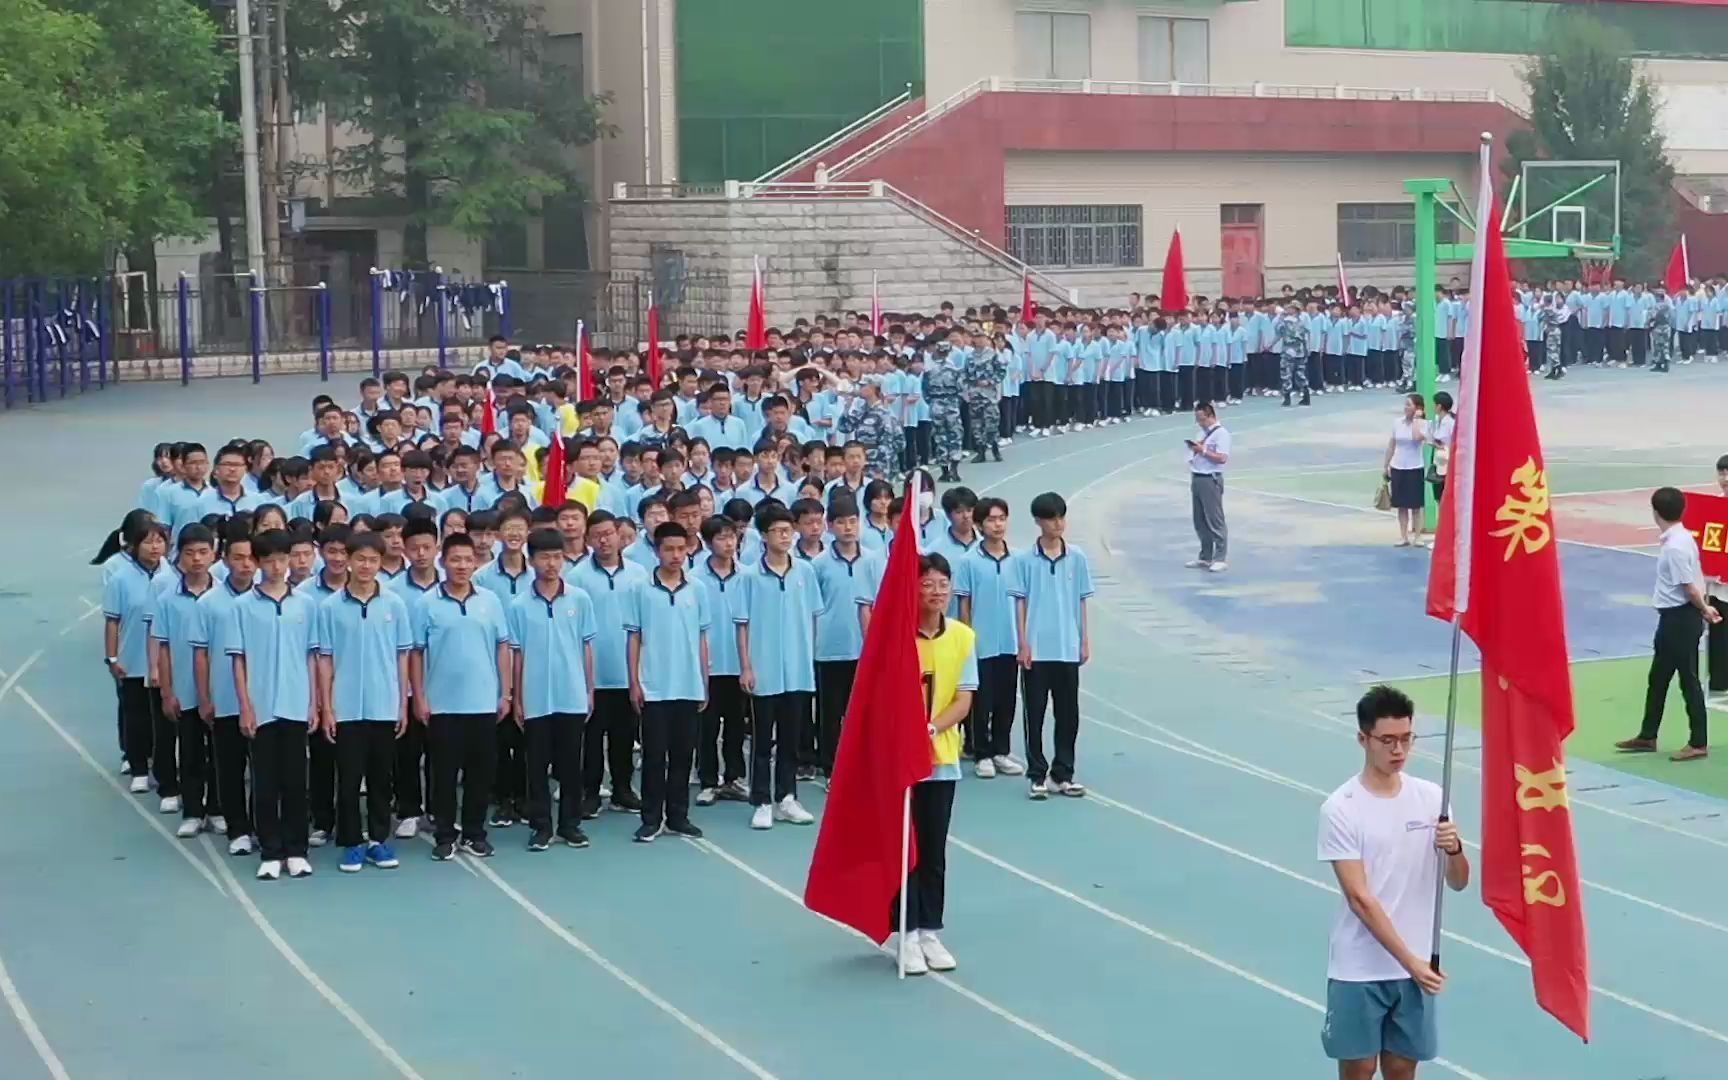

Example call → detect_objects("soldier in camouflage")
1541 293 1565 380
838 375 901 480
1276 307 1311 407
923 338 967 482
1397 300 1417 391
1649 289 1673 374
963 339 1006 464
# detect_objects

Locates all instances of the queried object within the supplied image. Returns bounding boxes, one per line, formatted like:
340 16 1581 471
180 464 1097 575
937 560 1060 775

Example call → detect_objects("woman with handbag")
1382 393 1429 547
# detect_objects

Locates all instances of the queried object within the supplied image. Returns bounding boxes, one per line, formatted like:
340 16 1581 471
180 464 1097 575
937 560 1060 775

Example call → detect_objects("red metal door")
1220 206 1264 298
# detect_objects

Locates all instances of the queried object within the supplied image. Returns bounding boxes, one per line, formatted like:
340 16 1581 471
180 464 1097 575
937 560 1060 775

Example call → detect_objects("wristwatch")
104 656 118 667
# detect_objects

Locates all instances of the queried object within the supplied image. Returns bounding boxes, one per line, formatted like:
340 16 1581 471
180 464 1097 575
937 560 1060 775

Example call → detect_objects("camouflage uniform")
962 346 1005 458
838 395 901 479
1650 298 1673 372
1276 314 1310 399
923 349 966 475
1397 303 1417 388
1541 301 1564 378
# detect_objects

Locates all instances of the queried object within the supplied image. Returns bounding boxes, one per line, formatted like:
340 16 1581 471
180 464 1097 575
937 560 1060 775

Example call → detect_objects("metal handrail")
828 79 992 178
750 89 915 185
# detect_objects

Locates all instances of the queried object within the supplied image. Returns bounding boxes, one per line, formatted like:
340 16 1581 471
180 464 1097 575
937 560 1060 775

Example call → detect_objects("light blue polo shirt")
148 578 215 706
623 535 661 570
286 489 347 523
507 581 598 718
478 477 539 511
1007 541 1095 664
859 519 893 554
693 557 746 677
475 554 533 605
812 546 884 662
737 476 799 508
317 585 412 723
102 555 160 677
736 558 820 696
434 482 487 516
928 527 979 617
955 544 1018 659
624 573 712 702
413 585 509 715
158 481 213 544
686 413 751 452
194 485 270 524
225 586 320 724
192 578 252 716
568 558 649 689
374 486 440 516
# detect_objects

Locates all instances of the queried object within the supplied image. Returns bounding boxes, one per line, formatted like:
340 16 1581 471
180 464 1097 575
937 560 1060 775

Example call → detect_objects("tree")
1505 13 1675 281
290 0 614 269
0 0 228 277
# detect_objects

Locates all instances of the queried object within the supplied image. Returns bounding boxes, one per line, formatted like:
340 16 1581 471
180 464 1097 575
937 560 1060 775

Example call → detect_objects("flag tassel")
897 788 912 980
1428 618 1465 973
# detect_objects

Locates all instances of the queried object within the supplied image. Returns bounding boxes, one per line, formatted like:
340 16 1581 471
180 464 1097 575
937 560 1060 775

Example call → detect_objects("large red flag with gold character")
1426 165 1590 1040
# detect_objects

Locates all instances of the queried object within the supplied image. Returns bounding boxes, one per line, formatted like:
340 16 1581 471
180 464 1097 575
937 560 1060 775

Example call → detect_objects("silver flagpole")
897 789 912 980
1428 619 1463 973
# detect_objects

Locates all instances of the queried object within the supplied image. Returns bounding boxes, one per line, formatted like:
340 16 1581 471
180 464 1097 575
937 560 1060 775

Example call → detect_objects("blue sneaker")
339 845 366 873
367 842 400 869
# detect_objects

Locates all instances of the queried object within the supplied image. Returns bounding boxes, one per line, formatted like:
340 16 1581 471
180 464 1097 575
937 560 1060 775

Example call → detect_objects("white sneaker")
159 795 181 815
1207 561 1228 573
229 835 255 856
992 755 1026 777
308 829 329 848
286 857 313 879
1184 559 1208 569
175 818 202 839
751 804 774 830
394 816 419 839
775 796 815 825
919 931 957 972
897 933 929 976
695 787 718 806
974 757 997 779
1030 428 1045 439
1052 779 1088 798
1029 779 1049 801
256 859 282 881
129 775 150 794
207 815 228 835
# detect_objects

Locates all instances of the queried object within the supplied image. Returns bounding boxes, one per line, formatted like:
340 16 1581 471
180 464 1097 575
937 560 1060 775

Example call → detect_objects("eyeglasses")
1369 734 1416 749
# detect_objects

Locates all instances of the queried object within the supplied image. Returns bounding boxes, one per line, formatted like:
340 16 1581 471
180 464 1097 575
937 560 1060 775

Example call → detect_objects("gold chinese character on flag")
1489 457 1552 560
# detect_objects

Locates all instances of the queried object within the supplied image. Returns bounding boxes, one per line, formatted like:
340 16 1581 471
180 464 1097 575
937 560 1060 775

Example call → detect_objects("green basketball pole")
1404 178 1448 533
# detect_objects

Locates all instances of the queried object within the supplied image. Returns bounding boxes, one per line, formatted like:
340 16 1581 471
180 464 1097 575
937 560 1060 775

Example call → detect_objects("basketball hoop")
1578 252 1615 287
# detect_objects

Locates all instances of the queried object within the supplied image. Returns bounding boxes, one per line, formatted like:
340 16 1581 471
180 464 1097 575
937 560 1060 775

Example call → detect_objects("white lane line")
1081 790 1728 1046
198 837 427 1080
1357 653 1646 684
418 837 778 1080
58 601 102 637
690 837 1136 1080
0 662 226 897
945 835 1491 1080
0 947 70 1080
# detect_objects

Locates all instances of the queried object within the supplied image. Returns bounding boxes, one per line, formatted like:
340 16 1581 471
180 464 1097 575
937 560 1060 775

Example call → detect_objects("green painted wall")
1285 0 1728 59
676 0 924 182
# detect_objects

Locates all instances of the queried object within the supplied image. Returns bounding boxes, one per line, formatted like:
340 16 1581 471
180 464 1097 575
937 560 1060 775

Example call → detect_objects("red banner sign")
1682 491 1728 578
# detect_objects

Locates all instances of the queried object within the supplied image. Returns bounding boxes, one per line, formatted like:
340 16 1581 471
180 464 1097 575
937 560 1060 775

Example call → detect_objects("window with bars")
1006 205 1142 269
1336 203 1459 262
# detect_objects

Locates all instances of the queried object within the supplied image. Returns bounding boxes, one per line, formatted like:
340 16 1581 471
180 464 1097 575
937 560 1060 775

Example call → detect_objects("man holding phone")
1185 402 1231 573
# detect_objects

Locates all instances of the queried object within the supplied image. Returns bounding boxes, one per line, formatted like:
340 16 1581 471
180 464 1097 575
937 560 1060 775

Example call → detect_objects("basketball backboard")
1515 159 1622 259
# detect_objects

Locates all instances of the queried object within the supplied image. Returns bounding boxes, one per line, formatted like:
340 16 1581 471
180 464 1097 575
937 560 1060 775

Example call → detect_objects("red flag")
1160 230 1189 314
576 320 595 399
646 291 662 389
745 256 768 350
1021 268 1036 324
1336 253 1354 306
480 386 497 437
1426 157 1590 1041
804 481 933 945
870 272 883 338
540 434 567 509
1664 236 1689 295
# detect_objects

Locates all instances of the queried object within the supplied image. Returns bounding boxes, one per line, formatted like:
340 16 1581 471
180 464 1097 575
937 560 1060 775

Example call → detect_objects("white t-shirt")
1317 773 1444 982
1389 417 1427 471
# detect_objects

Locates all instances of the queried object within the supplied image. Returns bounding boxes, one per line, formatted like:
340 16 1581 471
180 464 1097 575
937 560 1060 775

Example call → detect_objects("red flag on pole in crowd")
1664 235 1690 295
1336 253 1354 305
1425 155 1591 1041
1021 267 1036 324
871 271 884 337
480 385 497 437
646 289 662 388
1160 229 1190 314
804 478 933 946
539 434 567 509
576 319 595 399
746 256 768 350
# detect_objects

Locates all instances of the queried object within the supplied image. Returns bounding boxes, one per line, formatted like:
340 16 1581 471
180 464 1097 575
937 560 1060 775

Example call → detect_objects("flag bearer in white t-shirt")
1317 685 1469 1079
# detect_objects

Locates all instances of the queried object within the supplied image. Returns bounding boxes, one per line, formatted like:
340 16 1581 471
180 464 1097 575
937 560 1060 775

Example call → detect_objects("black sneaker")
633 822 663 843
556 825 591 849
489 805 517 828
664 819 703 839
432 841 457 861
460 837 494 858
716 781 749 802
795 765 818 782
610 791 643 813
580 796 603 821
527 829 553 852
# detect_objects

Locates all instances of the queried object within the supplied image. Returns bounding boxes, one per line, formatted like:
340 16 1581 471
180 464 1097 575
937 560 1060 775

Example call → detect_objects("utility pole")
235 0 268 286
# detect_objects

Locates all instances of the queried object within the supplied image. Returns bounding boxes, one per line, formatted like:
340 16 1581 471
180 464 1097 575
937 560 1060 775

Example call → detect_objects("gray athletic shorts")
1321 978 1437 1062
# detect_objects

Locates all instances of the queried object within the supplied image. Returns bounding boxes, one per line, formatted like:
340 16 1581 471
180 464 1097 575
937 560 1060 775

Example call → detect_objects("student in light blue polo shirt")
737 440 799 507
810 494 883 783
475 504 533 605
686 384 751 451
928 487 980 616
955 496 1026 779
316 532 411 873
410 532 512 861
738 501 821 830
287 445 349 523
624 495 670 569
149 523 219 835
509 528 598 851
693 515 749 804
193 524 258 855
158 442 213 546
227 529 321 881
625 522 711 842
568 510 649 816
195 444 268 524
104 517 170 796
1009 492 1094 801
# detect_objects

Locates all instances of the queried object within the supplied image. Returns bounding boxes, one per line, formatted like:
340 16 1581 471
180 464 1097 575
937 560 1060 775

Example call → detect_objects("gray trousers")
1191 472 1227 561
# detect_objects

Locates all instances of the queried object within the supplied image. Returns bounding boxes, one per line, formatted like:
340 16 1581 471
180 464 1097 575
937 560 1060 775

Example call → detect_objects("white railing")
750 88 916 185
827 76 1506 178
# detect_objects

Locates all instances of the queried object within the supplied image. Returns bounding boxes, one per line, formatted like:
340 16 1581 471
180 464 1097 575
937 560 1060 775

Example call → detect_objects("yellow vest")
917 618 976 768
